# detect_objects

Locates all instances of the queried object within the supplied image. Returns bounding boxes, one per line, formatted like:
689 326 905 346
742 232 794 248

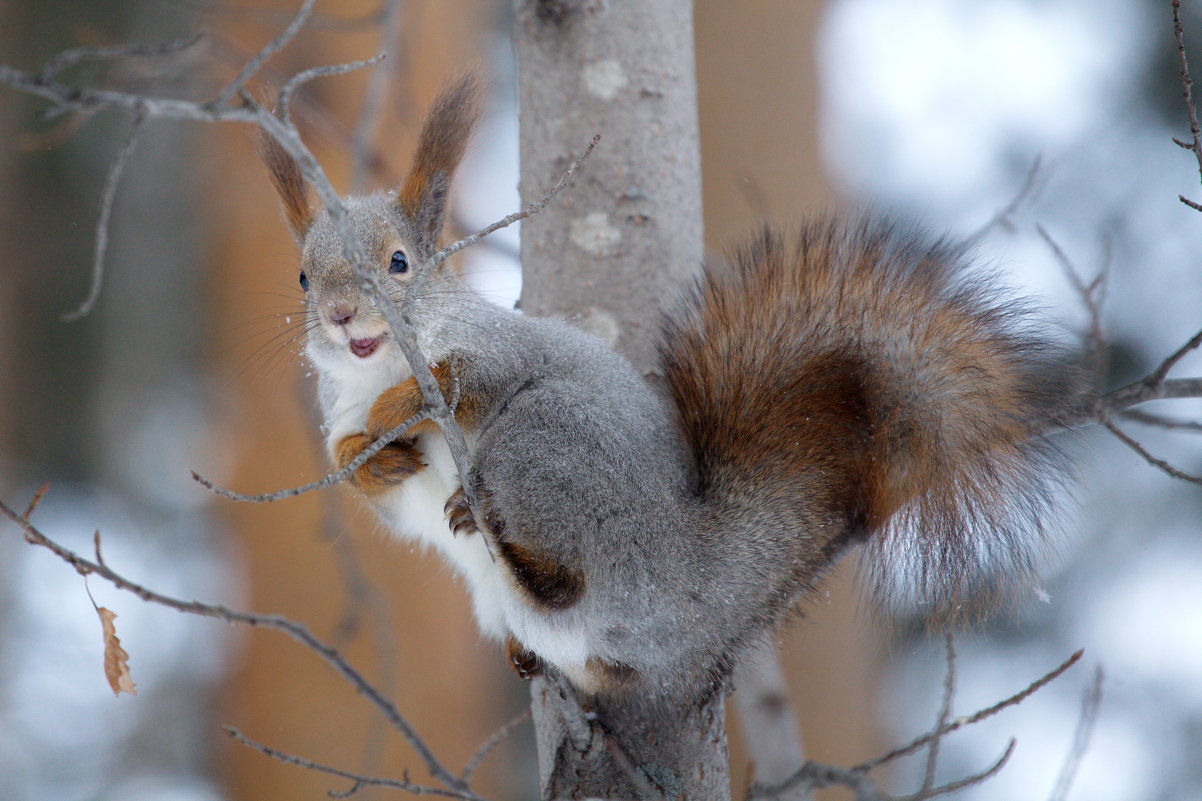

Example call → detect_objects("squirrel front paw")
335 433 425 494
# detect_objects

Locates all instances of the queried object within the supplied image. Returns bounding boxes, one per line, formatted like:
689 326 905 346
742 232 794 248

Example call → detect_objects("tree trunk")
513 0 724 798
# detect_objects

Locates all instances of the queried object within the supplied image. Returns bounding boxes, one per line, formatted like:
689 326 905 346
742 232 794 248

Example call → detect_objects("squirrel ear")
258 130 315 244
397 73 480 255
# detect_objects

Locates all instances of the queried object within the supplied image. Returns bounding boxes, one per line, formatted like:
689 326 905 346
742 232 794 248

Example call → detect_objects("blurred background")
0 0 1199 799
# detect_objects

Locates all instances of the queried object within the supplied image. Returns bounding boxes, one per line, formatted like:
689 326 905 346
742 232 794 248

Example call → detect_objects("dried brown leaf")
97 607 137 696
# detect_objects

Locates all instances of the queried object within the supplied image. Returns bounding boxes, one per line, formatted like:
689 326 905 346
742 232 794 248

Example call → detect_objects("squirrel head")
260 74 479 368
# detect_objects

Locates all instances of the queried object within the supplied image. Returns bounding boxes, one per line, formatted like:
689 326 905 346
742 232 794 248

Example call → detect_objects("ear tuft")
397 73 481 253
258 130 315 244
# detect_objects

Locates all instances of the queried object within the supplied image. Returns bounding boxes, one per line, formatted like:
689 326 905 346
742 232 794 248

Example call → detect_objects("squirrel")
260 75 1072 703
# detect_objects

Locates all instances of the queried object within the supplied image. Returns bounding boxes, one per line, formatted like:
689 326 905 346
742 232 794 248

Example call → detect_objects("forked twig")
1102 418 1202 485
214 0 315 107
853 649 1082 773
1121 409 1202 432
0 499 469 795
900 740 1016 801
277 54 386 124
223 726 483 800
968 156 1044 242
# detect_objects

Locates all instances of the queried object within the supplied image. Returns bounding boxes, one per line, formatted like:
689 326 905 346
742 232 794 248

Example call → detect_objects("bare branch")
214 0 315 107
434 134 601 264
1047 667 1104 801
61 105 147 322
1102 418 1202 485
0 499 469 794
920 633 957 794
460 709 532 783
223 727 483 800
854 649 1083 773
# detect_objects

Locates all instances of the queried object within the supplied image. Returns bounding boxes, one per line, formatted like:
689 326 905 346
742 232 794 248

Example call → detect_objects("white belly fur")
318 358 591 668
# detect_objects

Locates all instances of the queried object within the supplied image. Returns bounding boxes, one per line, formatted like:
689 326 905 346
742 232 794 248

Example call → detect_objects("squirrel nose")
328 303 357 328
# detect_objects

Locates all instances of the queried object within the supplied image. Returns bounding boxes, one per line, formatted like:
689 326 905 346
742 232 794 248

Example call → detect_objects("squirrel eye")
389 250 409 274
299 271 309 291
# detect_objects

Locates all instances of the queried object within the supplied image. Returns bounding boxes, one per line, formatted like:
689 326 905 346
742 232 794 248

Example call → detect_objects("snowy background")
1 0 1199 799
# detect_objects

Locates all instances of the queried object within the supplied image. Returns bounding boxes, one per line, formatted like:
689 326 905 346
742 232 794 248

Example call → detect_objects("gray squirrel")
261 75 1071 702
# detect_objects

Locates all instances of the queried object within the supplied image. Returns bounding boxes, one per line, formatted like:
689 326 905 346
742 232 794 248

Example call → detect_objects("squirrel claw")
506 636 543 680
444 487 478 536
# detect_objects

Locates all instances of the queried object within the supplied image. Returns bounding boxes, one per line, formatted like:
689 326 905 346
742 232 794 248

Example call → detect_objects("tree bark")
514 0 703 370
513 0 724 798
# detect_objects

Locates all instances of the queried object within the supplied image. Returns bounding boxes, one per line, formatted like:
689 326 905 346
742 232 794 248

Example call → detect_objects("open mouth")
349 335 384 359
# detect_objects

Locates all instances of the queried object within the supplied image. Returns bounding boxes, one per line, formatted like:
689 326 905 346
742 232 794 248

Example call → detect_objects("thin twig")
191 408 429 502
1147 326 1202 388
0 499 469 794
22 483 50 519
294 373 401 781
1037 224 1109 389
854 649 1083 773
37 34 203 82
183 0 389 32
223 727 481 800
0 62 261 122
968 156 1044 242
277 54 387 125
434 134 601 264
214 0 315 107
62 104 147 322
92 530 108 569
1173 0 1202 208
460 709 532 783
920 633 957 793
900 740 1016 801
1121 408 1202 432
1047 667 1104 801
351 0 407 193
1102 418 1202 485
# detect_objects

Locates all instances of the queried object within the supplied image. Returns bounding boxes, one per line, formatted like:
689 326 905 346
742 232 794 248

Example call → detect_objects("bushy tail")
659 220 1073 616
